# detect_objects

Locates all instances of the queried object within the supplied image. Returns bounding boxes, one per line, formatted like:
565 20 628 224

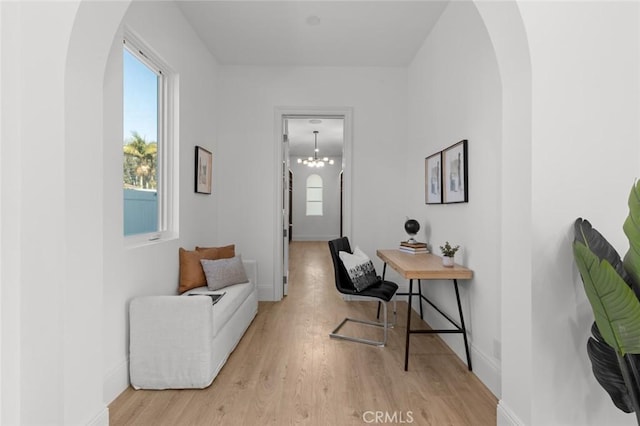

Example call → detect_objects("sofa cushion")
183 279 254 337
178 245 236 294
200 255 249 291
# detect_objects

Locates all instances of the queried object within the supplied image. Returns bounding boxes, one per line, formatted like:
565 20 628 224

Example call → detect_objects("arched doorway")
473 2 532 424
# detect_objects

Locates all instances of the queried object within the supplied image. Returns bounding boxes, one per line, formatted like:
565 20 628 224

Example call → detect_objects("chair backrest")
328 237 357 294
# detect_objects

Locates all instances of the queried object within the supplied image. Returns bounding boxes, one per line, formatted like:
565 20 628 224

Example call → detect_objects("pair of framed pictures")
425 139 468 204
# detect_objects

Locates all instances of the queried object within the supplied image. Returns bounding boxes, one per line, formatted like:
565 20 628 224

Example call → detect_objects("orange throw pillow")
196 244 235 260
178 245 236 294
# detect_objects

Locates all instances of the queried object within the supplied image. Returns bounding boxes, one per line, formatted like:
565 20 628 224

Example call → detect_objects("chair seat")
356 280 398 302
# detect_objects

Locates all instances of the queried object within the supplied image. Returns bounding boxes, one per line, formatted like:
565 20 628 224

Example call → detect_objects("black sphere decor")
404 219 420 242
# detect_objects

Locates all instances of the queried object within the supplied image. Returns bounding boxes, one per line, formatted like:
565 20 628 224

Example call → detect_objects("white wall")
520 2 640 425
102 0 221 405
0 1 125 424
4 2 638 425
0 3 22 423
472 1 533 424
291 159 342 241
216 66 409 300
1 0 221 421
407 0 502 396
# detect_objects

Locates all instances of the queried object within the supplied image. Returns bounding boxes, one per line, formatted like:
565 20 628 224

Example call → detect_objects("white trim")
497 400 525 426
274 107 353 301
103 356 129 405
470 342 501 397
292 235 341 242
257 284 274 302
86 407 109 426
0 3 3 421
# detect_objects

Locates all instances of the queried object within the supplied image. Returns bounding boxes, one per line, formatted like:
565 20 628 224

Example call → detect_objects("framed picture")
442 139 468 203
425 151 442 204
195 146 212 194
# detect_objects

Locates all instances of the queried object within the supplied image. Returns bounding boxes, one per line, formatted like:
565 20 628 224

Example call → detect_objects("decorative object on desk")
195 146 213 194
425 151 442 204
404 218 420 243
572 183 640 422
399 241 429 255
442 139 468 204
439 241 460 267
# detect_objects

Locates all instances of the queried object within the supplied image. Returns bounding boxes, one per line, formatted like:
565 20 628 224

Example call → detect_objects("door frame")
273 106 353 301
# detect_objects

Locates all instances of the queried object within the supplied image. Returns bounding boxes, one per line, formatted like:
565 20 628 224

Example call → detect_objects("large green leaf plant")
573 182 640 424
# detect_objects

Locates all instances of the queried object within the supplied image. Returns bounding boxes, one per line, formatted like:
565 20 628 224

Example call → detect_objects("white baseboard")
257 284 275 301
87 406 109 426
470 343 501 397
103 357 129 405
497 400 525 426
291 235 339 242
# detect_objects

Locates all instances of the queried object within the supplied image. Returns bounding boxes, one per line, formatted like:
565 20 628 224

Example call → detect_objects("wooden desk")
376 249 473 371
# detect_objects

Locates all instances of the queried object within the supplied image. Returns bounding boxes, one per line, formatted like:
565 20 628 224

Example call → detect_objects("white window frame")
306 174 323 216
123 31 178 248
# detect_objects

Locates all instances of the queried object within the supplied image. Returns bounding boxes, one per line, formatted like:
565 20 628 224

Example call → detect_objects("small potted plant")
439 241 460 267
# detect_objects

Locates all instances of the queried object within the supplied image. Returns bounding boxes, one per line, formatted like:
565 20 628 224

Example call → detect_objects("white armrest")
129 296 214 388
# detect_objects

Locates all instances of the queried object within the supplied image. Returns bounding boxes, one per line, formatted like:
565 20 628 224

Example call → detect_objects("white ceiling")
286 117 344 158
175 1 449 158
176 1 449 67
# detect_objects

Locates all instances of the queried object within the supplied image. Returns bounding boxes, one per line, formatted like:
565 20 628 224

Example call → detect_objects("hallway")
110 241 496 425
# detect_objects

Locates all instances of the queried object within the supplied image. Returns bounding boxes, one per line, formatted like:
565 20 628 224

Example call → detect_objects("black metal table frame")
380 263 472 372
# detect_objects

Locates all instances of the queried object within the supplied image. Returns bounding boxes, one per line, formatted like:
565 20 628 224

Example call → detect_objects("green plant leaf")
575 218 633 287
624 182 640 293
588 322 637 413
588 337 634 412
573 242 640 355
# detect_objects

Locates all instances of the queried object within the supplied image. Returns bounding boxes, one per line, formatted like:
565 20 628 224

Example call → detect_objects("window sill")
125 231 178 250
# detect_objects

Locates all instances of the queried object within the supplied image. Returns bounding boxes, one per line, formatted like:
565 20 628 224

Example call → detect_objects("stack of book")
399 241 429 254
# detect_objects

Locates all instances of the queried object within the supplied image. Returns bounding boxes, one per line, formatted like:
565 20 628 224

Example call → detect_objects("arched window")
306 174 323 216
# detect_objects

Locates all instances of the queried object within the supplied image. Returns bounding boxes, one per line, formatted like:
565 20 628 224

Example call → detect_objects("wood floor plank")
110 241 497 425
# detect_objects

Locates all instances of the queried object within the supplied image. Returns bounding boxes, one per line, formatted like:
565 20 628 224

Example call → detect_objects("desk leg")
454 279 472 371
404 279 413 371
418 280 424 320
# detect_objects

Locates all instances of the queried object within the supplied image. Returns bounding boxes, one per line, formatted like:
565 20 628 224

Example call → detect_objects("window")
306 174 323 216
123 34 176 242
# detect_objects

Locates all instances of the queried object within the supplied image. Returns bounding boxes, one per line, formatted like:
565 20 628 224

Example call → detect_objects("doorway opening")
275 107 353 300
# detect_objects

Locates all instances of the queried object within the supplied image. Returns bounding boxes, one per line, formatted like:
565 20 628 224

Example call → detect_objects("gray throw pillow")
200 255 249 291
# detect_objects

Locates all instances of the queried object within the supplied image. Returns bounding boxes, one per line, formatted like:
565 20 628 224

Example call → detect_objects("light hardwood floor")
109 241 497 425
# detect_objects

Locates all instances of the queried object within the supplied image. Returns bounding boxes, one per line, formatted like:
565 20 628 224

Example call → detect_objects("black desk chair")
328 237 398 346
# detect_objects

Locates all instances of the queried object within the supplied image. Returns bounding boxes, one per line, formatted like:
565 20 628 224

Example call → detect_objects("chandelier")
297 131 335 168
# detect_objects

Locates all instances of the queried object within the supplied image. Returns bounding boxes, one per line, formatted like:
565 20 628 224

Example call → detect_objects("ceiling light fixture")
298 131 334 168
306 15 321 26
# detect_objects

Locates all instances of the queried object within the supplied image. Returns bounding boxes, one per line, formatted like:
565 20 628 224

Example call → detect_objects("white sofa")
129 259 258 389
